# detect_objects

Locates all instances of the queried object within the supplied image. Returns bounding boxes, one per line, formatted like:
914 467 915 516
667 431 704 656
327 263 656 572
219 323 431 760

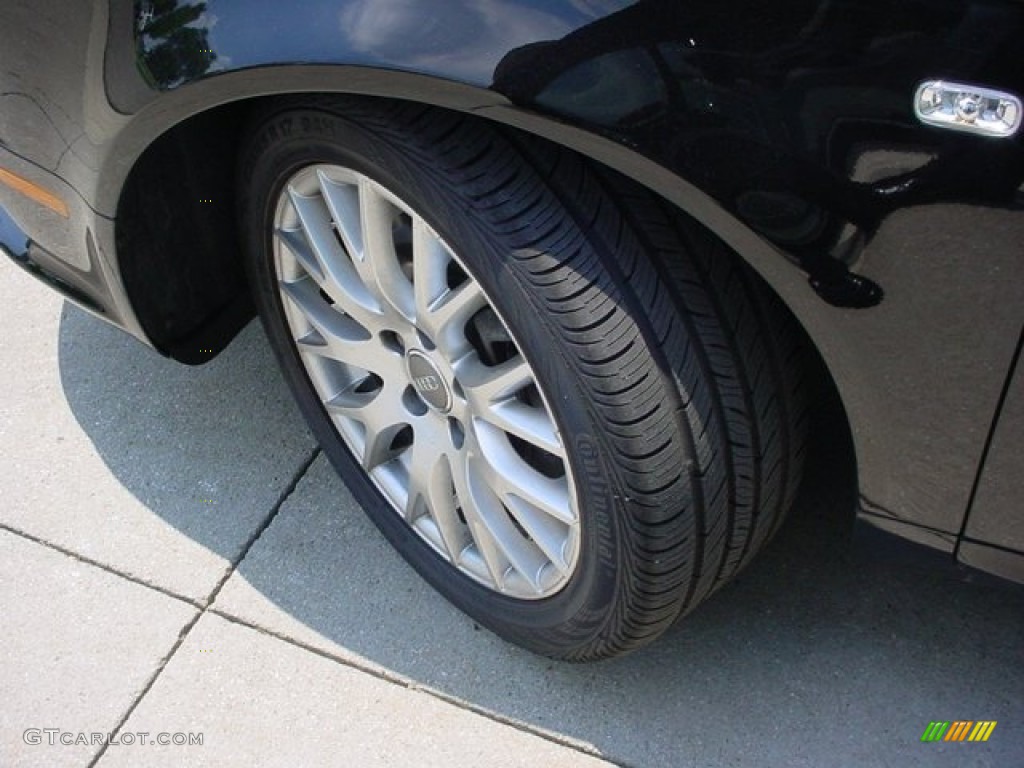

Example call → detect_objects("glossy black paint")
0 0 1021 579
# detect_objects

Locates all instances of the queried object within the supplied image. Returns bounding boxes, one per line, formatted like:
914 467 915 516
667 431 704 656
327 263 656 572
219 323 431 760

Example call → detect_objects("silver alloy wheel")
272 164 581 599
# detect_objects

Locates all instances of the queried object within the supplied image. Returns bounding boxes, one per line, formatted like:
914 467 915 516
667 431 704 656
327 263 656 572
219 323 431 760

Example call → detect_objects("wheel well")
116 100 259 364
114 94 857 508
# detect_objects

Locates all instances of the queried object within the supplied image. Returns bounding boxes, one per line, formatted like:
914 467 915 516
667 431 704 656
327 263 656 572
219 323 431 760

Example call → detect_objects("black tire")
238 96 806 661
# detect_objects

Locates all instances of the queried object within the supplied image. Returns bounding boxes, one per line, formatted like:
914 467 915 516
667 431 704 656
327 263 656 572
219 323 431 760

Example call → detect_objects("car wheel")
239 97 806 660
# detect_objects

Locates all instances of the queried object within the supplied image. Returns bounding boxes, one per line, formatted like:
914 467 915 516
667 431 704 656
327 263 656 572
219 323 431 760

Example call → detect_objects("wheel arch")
111 66 823 358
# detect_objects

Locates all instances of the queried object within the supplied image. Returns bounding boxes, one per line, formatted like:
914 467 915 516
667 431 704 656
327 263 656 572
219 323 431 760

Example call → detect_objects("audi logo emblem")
414 375 441 392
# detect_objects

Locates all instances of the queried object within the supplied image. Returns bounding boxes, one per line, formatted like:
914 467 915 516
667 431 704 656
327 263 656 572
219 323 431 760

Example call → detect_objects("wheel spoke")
316 170 390 315
326 380 409 470
276 226 324 283
459 354 534 405
405 437 469 560
316 170 363 262
412 218 451 325
409 218 488 357
473 420 575 525
424 279 488 360
503 495 573 575
489 402 562 458
450 451 509 589
280 278 390 373
451 449 529 590
460 357 564 457
283 186 380 326
461 450 549 593
359 177 415 321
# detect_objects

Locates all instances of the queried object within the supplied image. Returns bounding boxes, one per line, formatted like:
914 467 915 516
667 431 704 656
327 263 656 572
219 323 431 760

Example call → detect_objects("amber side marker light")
0 167 69 218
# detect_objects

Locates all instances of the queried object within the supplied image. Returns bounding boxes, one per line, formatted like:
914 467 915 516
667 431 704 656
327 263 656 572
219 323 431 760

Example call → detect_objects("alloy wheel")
272 165 581 599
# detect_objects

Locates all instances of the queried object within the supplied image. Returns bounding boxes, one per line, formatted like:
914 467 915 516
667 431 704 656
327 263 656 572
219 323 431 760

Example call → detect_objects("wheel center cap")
406 350 452 412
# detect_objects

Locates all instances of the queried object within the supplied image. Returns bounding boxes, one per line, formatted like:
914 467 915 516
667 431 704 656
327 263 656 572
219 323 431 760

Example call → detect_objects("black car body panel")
1 0 1022 579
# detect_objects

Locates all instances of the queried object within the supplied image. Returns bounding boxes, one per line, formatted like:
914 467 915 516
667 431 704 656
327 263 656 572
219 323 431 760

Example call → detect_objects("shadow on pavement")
58 303 1023 768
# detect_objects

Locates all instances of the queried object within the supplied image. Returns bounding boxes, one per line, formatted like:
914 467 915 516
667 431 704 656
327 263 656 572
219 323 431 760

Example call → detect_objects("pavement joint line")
85 446 321 768
204 445 322 610
7 447 625 765
207 608 616 764
0 522 202 609
85 607 205 768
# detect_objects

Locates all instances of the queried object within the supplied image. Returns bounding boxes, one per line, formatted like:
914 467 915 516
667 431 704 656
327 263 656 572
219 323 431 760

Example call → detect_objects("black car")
1 0 1021 660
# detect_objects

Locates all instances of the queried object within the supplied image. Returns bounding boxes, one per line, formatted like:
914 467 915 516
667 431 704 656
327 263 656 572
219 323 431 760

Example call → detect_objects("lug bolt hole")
380 330 405 355
448 417 466 450
402 385 429 417
416 328 437 352
389 425 414 453
353 373 383 395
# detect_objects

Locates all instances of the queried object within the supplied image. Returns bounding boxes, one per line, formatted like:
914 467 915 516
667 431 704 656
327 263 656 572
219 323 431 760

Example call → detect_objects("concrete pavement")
1 255 1022 767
